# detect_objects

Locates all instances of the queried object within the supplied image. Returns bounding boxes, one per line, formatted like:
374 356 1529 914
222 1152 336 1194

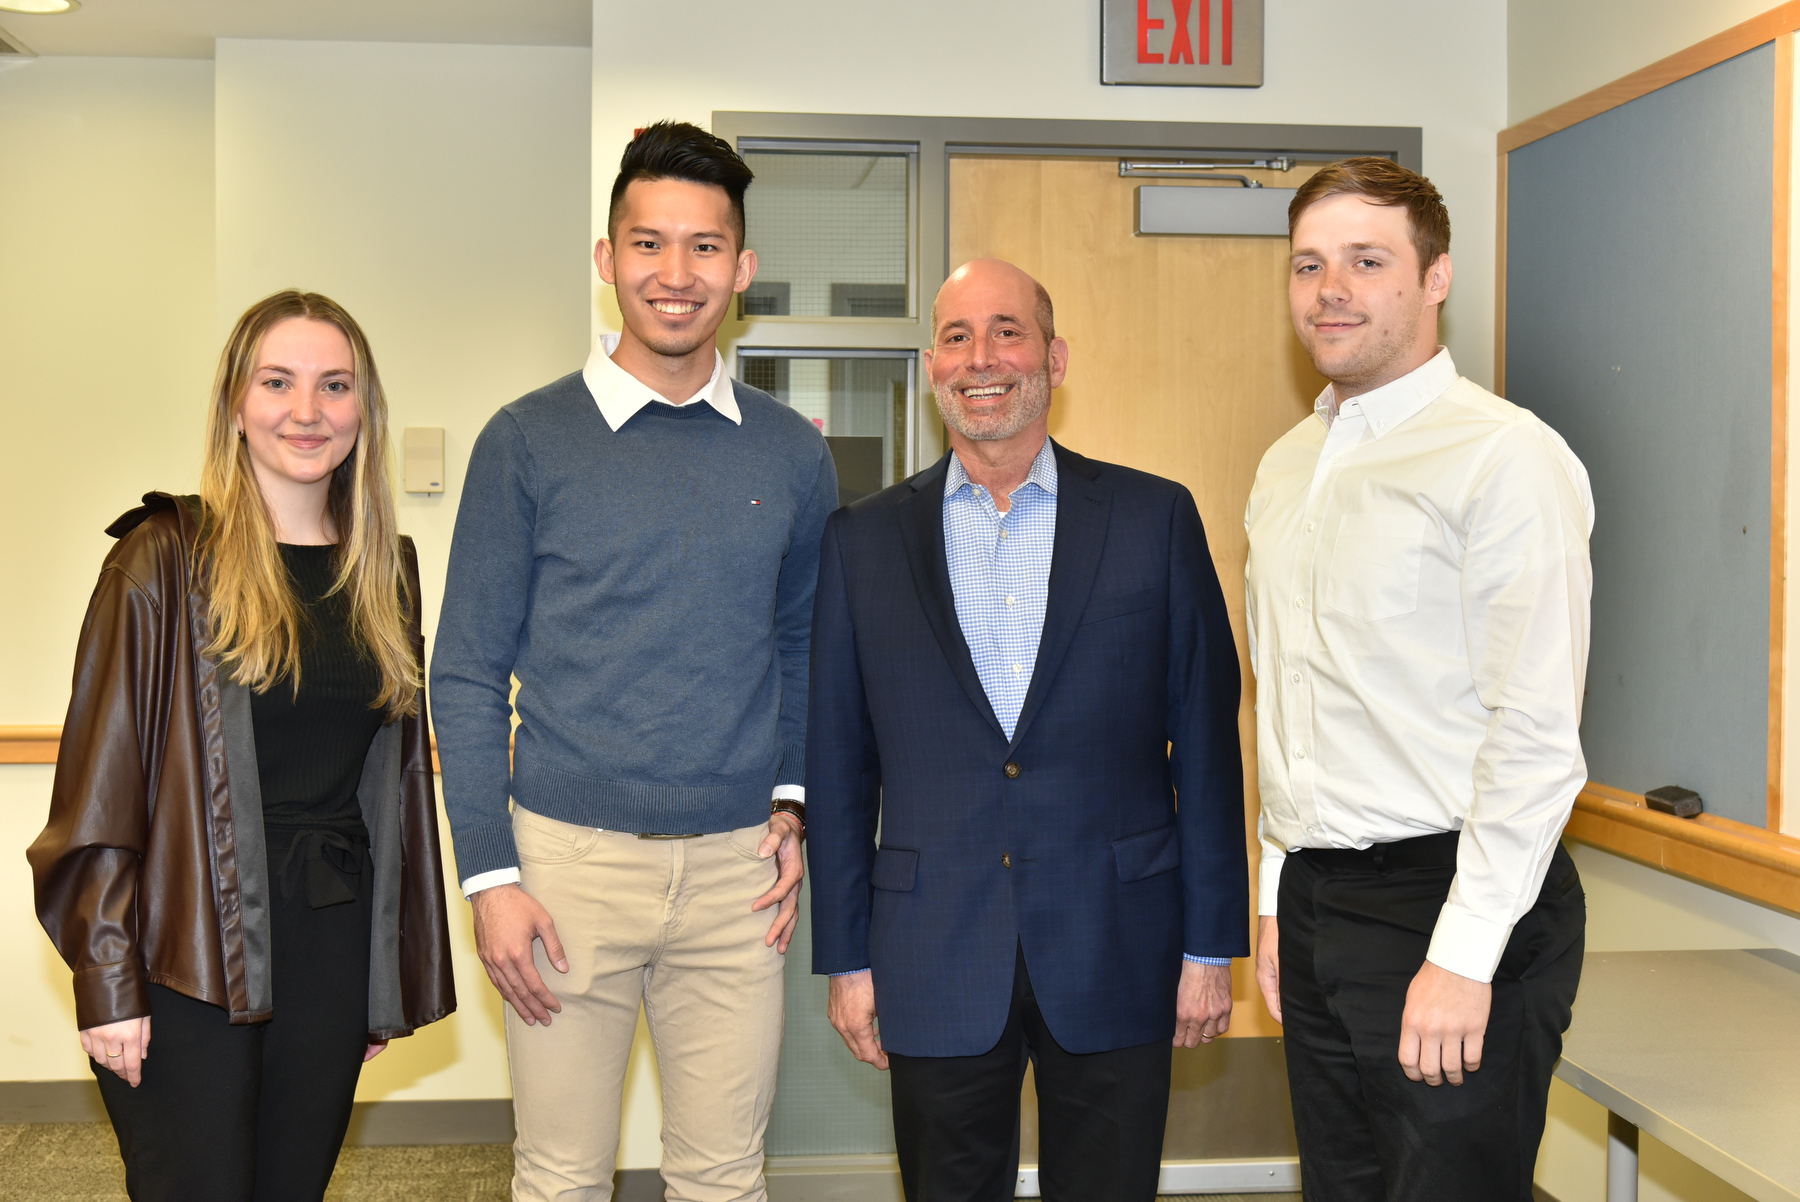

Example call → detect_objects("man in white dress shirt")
1245 158 1593 1202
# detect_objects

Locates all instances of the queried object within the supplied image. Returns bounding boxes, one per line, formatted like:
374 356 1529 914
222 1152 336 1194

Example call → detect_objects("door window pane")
741 151 910 319
738 353 912 503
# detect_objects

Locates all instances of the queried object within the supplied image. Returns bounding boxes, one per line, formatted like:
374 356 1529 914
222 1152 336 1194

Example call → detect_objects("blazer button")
1004 762 1021 779
1003 853 1012 868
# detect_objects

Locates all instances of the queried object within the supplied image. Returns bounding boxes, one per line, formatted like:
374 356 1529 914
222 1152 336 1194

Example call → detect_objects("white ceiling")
0 0 590 58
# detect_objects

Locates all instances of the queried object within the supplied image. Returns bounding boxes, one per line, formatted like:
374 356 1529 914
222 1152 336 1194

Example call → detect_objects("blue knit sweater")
431 371 837 880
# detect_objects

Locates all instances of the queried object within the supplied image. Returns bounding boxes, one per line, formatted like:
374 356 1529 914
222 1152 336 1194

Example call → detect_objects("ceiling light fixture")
0 0 80 13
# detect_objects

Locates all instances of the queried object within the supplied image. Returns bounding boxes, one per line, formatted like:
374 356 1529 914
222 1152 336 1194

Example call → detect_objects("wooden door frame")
1496 2 1800 908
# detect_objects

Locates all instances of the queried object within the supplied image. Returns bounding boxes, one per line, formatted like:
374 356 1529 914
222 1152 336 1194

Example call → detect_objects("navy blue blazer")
807 441 1248 1058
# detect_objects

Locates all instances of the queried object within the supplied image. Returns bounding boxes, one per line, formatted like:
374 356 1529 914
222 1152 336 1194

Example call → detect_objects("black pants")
888 945 1172 1202
94 829 373 1202
1278 835 1585 1202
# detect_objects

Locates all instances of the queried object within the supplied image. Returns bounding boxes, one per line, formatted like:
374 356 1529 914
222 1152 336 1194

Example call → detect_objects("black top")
251 544 384 834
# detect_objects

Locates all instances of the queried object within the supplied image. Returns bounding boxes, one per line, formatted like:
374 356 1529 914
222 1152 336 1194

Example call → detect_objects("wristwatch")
770 798 806 836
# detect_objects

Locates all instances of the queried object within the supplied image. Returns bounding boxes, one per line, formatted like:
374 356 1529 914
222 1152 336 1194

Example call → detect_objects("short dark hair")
1287 157 1450 281
608 121 755 250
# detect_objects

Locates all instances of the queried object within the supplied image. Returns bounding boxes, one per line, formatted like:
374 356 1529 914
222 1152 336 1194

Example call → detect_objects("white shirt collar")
581 332 741 433
1313 347 1458 438
946 436 1060 500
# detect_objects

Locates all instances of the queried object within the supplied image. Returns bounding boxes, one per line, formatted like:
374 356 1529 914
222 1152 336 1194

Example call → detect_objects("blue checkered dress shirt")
943 440 1060 741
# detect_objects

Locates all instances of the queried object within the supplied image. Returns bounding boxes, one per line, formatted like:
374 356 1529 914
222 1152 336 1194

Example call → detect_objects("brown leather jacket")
29 493 455 1039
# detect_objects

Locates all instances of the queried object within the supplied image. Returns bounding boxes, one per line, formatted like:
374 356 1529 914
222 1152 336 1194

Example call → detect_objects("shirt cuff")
828 967 871 977
461 867 521 899
1258 845 1287 916
1184 955 1232 966
772 784 805 803
1425 901 1514 984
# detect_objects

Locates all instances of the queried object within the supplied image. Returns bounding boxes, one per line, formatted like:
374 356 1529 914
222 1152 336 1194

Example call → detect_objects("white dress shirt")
459 334 798 898
583 331 741 431
1244 349 1594 982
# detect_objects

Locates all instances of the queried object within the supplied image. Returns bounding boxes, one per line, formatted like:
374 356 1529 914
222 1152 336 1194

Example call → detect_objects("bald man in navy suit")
807 259 1249 1202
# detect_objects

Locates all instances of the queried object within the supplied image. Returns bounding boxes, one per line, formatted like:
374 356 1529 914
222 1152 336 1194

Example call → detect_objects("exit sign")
1102 0 1264 87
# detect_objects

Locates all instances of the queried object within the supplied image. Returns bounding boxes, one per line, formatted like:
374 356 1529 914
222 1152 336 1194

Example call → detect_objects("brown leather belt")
637 832 703 840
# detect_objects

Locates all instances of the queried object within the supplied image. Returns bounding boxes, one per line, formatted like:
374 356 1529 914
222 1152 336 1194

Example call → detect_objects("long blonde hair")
198 290 420 718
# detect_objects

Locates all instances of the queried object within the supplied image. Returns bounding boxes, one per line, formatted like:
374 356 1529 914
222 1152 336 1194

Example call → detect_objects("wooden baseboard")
1565 783 1800 916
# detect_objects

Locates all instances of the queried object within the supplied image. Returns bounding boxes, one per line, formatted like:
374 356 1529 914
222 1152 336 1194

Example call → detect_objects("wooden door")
950 155 1327 1038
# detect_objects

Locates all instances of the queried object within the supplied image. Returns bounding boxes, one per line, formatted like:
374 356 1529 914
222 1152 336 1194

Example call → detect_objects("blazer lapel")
1009 442 1111 753
899 454 1008 742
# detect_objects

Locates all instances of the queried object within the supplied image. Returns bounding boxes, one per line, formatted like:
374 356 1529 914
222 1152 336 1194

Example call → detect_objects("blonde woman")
30 291 455 1202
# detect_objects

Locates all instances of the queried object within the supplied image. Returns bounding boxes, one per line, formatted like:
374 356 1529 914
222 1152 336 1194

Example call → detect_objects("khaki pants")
507 807 786 1202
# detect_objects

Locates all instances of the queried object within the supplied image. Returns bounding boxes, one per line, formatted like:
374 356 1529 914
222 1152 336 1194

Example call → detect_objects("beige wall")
590 0 1509 391
1509 0 1778 123
0 51 214 1078
0 55 215 726
214 38 594 664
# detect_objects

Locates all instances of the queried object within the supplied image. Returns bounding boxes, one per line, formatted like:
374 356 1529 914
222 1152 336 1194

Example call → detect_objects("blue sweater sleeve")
772 441 839 788
429 408 535 882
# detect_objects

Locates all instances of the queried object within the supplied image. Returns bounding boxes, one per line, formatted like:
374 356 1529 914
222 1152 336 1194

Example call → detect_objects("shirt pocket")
1324 512 1426 622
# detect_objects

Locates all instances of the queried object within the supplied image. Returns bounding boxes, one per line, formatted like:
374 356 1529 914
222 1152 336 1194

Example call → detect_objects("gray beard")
934 365 1052 442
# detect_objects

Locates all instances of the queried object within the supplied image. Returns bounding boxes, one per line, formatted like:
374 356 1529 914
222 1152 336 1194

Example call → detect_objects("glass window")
741 151 910 320
738 351 914 503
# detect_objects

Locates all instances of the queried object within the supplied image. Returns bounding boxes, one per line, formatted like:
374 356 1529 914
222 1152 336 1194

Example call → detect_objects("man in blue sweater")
432 122 837 1202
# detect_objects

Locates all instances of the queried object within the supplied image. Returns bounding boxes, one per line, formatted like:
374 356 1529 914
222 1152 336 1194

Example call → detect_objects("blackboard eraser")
1644 785 1703 819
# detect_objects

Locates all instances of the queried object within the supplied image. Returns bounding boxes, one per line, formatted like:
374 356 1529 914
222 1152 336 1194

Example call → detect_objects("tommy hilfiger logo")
750 499 763 506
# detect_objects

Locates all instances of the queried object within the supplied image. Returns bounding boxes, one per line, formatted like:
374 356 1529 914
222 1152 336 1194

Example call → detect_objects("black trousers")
94 830 373 1202
888 945 1172 1202
1278 835 1585 1202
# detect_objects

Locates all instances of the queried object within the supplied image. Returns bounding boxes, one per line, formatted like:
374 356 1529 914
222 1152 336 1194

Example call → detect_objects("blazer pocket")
1081 584 1160 625
1112 825 1180 882
871 846 919 892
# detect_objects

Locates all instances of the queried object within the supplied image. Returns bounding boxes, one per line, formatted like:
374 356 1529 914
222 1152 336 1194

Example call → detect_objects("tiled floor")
0 1124 1301 1201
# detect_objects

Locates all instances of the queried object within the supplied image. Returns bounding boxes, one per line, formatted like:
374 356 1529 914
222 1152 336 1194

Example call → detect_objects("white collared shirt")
457 333 794 899
582 332 741 432
1244 349 1595 982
